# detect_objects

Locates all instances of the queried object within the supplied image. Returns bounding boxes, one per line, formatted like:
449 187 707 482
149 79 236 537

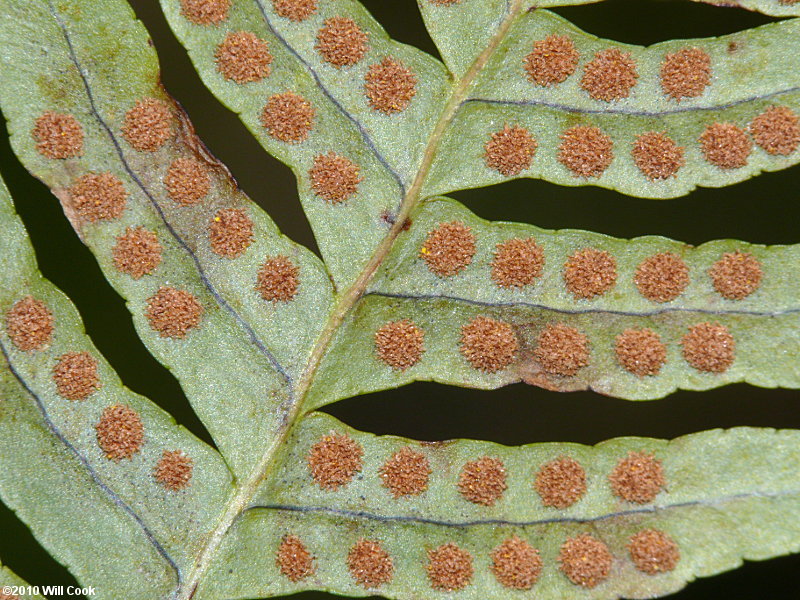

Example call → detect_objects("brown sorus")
96 405 144 460
534 456 587 509
113 227 162 279
661 47 712 101
309 152 361 203
146 287 204 338
491 237 545 288
276 534 315 582
558 534 613 588
750 105 800 155
364 57 417 114
154 450 193 491
261 92 315 144
634 252 690 303
558 125 614 177
615 328 668 377
564 248 617 299
69 173 128 223
347 539 394 588
6 296 54 352
32 111 83 159
272 0 318 21
609 451 665 503
458 456 508 506
380 446 431 497
491 536 542 590
632 132 685 180
316 17 368 68
628 529 680 575
533 323 590 377
524 35 579 87
257 255 300 302
426 543 473 591
307 432 363 490
53 351 100 401
699 122 752 169
209 208 254 258
122 98 173 152
179 0 229 25
165 158 211 205
460 315 518 373
681 322 735 373
420 221 476 277
484 125 537 177
709 251 763 300
581 48 638 102
215 31 272 84
375 319 425 370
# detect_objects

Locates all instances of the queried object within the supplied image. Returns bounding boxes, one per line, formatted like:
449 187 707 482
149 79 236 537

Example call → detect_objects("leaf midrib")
179 1 527 597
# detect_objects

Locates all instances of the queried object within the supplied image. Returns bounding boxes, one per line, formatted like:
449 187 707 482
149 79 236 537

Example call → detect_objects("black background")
0 0 799 598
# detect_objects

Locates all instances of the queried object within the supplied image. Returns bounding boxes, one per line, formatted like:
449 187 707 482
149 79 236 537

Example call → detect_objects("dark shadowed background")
0 0 798 598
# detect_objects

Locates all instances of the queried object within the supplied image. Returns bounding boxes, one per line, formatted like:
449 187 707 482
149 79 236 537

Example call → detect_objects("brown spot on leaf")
6 296 54 352
113 227 162 279
558 534 612 588
699 122 752 169
460 316 517 373
272 0 318 21
122 98 173 152
458 456 507 506
535 456 587 508
750 105 800 155
660 47 712 101
347 539 394 588
426 543 473 591
316 17 368 68
146 287 204 338
53 351 100 401
276 535 315 582
420 221 476 277
628 529 680 575
491 536 542 590
309 152 361 203
380 446 431 497
558 125 614 177
709 251 762 300
581 48 638 101
261 92 315 143
610 451 665 503
564 248 617 299
491 237 544 288
634 252 689 303
69 173 128 223
681 322 735 373
533 323 590 377
524 35 579 87
307 432 363 490
375 320 424 370
429 0 462 4
632 132 685 180
209 208 254 258
32 111 83 159
165 158 211 205
364 57 417 114
180 0 229 25
257 255 300 302
154 450 193 491
215 32 272 84
615 329 667 377
484 125 537 177
96 405 144 460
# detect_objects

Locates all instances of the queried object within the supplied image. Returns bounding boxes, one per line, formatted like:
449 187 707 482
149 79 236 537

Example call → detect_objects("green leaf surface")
200 412 800 600
0 561 45 600
0 175 233 599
